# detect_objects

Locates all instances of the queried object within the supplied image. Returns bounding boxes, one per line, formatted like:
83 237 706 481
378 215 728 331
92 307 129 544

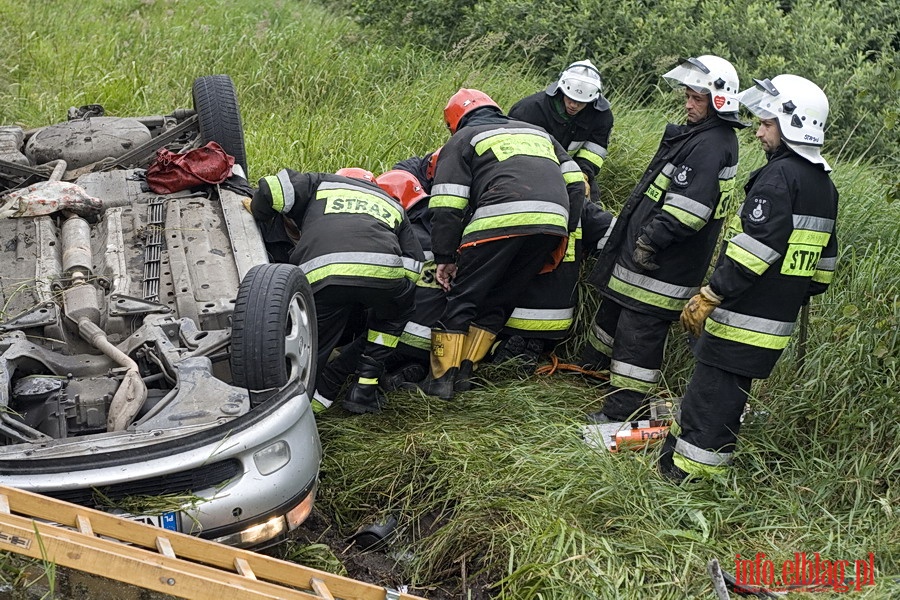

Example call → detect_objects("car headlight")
253 440 290 475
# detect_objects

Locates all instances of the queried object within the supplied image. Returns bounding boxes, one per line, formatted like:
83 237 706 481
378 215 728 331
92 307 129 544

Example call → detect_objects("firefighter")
421 88 586 399
509 60 613 204
493 200 615 366
393 147 441 194
582 55 745 423
324 153 444 392
249 167 424 414
660 75 839 481
373 169 446 389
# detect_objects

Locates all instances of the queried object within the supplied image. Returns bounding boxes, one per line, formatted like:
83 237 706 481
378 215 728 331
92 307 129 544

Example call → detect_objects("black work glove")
632 235 659 271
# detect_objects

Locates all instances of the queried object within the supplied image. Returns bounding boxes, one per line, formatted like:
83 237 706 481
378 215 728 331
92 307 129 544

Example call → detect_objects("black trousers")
678 360 751 455
594 298 671 420
439 234 561 332
314 280 415 382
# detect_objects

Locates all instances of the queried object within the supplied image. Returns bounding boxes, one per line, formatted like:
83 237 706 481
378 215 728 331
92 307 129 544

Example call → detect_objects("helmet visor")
738 79 781 120
661 58 712 93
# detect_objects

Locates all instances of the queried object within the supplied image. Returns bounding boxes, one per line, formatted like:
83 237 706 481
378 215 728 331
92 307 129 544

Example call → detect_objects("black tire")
192 74 248 178
231 264 317 393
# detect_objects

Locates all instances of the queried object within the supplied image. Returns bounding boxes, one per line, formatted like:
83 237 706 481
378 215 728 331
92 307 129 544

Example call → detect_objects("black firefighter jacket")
591 116 740 320
509 91 613 187
429 115 585 266
695 146 839 379
250 171 425 292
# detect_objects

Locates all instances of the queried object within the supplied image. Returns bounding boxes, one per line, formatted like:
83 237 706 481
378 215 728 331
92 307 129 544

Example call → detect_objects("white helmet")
546 60 610 110
662 55 741 122
739 74 830 170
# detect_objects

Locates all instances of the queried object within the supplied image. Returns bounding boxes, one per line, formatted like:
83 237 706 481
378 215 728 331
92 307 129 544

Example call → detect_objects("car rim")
285 291 314 391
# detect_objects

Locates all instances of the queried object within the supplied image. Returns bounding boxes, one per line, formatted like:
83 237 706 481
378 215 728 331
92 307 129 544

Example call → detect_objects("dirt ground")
0 508 489 600
284 508 492 600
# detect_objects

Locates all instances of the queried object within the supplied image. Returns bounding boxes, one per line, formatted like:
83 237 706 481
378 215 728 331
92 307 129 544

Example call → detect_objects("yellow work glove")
680 285 723 337
241 197 253 214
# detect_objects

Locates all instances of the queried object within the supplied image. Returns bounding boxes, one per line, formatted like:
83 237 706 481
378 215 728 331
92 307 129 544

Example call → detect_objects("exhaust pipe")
61 216 147 431
77 318 148 432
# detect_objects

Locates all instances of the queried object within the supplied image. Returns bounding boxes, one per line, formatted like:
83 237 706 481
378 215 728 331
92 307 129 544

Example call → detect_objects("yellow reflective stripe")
662 204 706 230
367 330 400 348
610 373 656 393
564 228 581 262
673 453 728 477
645 171 672 203
812 268 834 284
358 377 378 386
304 263 408 284
505 316 572 332
462 212 568 236
430 195 468 210
608 275 686 311
705 318 791 350
588 323 613 354
725 243 770 275
474 132 559 162
563 171 584 185
400 331 431 350
788 229 831 246
574 147 605 170
263 175 285 212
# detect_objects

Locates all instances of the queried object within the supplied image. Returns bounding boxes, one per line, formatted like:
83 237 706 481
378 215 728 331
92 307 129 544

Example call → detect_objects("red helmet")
335 167 375 182
425 147 442 182
375 170 428 211
443 89 499 134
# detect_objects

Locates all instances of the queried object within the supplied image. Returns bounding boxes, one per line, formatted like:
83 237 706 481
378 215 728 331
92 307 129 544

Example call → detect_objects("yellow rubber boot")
455 325 497 392
419 330 465 400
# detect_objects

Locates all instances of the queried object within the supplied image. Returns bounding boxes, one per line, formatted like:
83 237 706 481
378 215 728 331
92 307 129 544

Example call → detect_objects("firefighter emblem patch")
672 164 693 187
746 197 770 224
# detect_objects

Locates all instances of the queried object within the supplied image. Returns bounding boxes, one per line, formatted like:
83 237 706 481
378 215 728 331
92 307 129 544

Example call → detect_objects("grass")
0 0 898 598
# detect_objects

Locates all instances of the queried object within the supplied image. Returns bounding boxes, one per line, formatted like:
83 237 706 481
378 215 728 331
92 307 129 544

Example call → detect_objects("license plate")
125 511 178 530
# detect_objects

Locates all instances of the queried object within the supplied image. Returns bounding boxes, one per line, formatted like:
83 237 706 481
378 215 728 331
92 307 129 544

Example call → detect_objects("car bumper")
0 392 322 548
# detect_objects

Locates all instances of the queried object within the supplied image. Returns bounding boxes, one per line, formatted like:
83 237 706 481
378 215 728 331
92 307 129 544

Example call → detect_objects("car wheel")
192 74 248 178
231 264 317 394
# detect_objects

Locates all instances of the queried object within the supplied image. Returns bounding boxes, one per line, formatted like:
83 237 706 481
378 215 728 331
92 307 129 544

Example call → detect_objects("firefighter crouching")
373 169 447 390
249 167 425 415
420 88 586 400
493 200 615 366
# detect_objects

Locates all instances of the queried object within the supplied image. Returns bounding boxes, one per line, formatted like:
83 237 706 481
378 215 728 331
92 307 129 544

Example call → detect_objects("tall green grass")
0 0 897 598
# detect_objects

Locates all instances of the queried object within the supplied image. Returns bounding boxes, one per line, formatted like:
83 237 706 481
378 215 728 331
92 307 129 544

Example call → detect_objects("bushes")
330 0 899 162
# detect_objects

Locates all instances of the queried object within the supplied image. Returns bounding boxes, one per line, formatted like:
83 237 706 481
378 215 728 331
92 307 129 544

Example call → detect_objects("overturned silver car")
0 75 321 547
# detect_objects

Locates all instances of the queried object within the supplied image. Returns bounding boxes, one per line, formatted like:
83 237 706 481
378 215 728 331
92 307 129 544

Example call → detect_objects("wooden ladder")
0 485 426 600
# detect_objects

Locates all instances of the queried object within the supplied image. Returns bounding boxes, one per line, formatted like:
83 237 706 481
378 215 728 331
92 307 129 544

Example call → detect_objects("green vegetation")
0 0 897 598
331 0 900 164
